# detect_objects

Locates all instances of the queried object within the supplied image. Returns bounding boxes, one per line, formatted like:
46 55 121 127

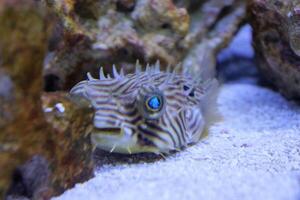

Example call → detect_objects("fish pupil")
147 96 161 110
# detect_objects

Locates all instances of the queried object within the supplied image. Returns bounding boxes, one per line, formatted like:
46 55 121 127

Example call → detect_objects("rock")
41 92 94 197
6 156 51 200
248 0 300 100
0 1 94 199
42 0 247 90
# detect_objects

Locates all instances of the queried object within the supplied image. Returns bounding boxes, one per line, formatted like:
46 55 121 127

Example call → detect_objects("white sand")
54 82 300 200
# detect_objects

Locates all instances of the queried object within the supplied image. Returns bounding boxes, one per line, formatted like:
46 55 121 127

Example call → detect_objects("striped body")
70 63 218 154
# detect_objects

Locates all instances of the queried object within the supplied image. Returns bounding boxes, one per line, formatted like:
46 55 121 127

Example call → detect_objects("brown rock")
41 92 94 197
0 1 94 199
248 0 300 100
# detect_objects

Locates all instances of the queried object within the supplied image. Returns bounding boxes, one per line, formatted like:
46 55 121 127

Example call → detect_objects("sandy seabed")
54 81 300 200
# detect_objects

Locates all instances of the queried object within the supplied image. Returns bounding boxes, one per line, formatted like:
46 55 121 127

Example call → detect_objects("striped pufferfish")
70 62 219 154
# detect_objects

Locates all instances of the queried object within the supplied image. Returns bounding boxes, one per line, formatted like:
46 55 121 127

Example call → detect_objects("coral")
43 0 246 90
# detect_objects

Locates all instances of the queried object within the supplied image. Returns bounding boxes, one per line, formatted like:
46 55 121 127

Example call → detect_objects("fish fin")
200 78 222 132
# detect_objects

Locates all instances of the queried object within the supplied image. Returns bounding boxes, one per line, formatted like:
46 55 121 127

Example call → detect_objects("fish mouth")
91 127 160 154
94 127 122 135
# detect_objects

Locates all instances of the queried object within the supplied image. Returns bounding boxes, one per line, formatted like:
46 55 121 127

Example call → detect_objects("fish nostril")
183 85 189 91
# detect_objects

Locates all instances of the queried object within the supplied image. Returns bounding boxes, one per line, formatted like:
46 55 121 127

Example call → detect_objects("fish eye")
137 87 166 120
146 95 162 112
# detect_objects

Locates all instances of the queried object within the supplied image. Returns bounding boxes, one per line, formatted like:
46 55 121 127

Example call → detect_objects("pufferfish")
70 62 219 154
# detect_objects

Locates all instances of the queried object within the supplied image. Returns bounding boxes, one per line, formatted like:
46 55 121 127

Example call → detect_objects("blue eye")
147 96 161 111
138 89 165 120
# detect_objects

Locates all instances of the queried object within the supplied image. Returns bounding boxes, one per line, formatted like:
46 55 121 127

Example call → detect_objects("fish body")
70 62 219 154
